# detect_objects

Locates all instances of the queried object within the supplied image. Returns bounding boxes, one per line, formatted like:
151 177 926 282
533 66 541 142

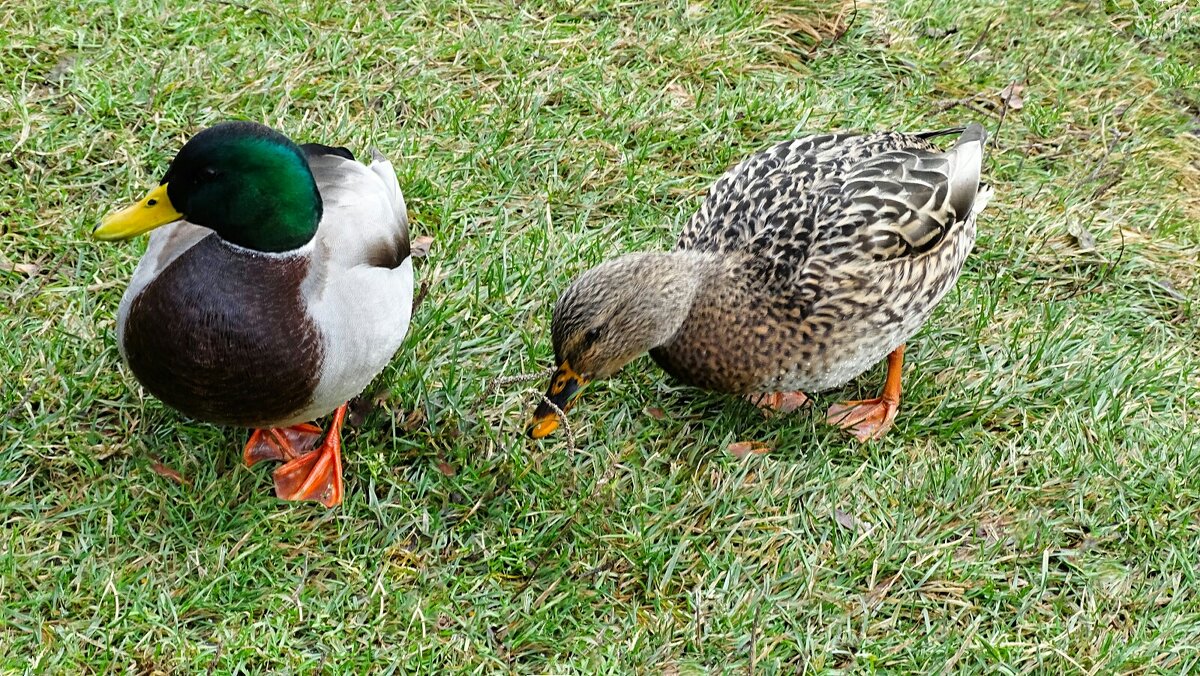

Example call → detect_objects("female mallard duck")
526 123 990 442
94 121 414 507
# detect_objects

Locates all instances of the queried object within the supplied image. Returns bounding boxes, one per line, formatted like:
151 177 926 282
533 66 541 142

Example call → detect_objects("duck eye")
199 167 220 181
584 328 602 345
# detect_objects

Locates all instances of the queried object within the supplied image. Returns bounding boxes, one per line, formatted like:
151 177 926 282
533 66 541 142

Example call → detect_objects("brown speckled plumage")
546 124 991 400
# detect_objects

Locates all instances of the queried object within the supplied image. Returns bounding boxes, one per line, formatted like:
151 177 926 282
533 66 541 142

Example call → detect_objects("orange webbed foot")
271 405 348 508
826 397 899 442
746 391 810 414
242 407 347 508
273 442 344 508
826 344 906 442
243 423 323 467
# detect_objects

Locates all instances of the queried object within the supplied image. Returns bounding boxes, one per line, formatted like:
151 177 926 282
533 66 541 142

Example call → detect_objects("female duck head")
525 252 704 438
95 121 321 253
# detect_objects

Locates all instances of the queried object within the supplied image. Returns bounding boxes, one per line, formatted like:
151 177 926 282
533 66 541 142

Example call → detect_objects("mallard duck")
94 121 414 507
526 123 990 442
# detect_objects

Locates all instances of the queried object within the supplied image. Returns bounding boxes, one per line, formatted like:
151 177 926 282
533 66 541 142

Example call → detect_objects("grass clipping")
757 0 862 58
485 368 577 452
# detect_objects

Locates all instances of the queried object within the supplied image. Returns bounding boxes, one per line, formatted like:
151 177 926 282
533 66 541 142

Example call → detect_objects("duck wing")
676 132 859 254
809 123 987 264
304 144 411 272
299 145 415 416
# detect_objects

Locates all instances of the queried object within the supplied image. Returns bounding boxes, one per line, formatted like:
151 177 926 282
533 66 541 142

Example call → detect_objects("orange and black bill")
525 361 588 439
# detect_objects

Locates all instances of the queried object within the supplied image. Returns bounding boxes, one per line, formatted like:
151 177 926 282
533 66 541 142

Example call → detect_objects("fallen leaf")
45 55 76 86
998 82 1024 111
397 408 426 432
0 252 39 276
644 406 666 420
727 440 771 458
435 460 456 477
1066 221 1096 253
665 83 694 108
346 401 370 427
411 235 434 258
149 459 189 486
864 573 901 609
412 279 431 311
834 509 856 531
1150 278 1186 302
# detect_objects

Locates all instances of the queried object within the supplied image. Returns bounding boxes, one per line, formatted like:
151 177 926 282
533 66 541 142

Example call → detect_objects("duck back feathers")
650 124 990 395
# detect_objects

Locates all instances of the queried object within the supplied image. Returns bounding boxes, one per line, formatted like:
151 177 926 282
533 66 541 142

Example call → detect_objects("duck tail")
941 123 989 219
972 184 994 218
368 149 408 230
952 122 988 149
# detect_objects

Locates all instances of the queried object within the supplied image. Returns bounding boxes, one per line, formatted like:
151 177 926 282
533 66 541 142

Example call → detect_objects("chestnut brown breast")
123 234 324 428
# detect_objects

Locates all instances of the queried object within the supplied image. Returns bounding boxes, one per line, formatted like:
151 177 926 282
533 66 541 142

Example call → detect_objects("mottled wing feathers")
676 132 856 254
677 125 987 269
820 123 986 262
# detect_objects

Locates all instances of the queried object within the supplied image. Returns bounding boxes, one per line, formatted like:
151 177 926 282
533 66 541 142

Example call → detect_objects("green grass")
2 0 1199 671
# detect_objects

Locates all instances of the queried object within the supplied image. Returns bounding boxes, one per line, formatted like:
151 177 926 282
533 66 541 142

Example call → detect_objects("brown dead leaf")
149 459 189 486
1150 278 1186 302
864 573 901 609
346 398 374 427
834 509 856 531
397 408 426 432
998 82 1025 110
0 251 40 276
435 460 456 477
411 235 434 258
644 406 667 420
412 279 431 312
727 440 771 458
665 83 694 108
1066 220 1097 253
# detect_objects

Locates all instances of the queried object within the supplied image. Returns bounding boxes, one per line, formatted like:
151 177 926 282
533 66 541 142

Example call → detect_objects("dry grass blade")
484 368 553 395
534 392 576 453
481 366 577 452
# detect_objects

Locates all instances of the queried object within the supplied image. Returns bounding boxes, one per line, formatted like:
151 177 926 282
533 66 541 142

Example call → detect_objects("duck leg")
746 391 810 414
270 404 348 508
826 344 905 442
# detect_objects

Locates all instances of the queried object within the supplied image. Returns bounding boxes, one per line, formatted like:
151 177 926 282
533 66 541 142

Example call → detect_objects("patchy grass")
2 0 1199 671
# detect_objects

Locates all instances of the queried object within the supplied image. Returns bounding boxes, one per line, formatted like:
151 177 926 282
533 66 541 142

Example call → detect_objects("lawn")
2 0 1199 672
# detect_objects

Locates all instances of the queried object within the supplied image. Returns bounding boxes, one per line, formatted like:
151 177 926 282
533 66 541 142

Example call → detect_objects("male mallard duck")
527 123 990 442
94 121 414 507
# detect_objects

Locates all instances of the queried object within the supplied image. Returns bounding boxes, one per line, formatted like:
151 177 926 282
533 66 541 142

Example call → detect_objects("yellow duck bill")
93 183 183 240
525 361 588 439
